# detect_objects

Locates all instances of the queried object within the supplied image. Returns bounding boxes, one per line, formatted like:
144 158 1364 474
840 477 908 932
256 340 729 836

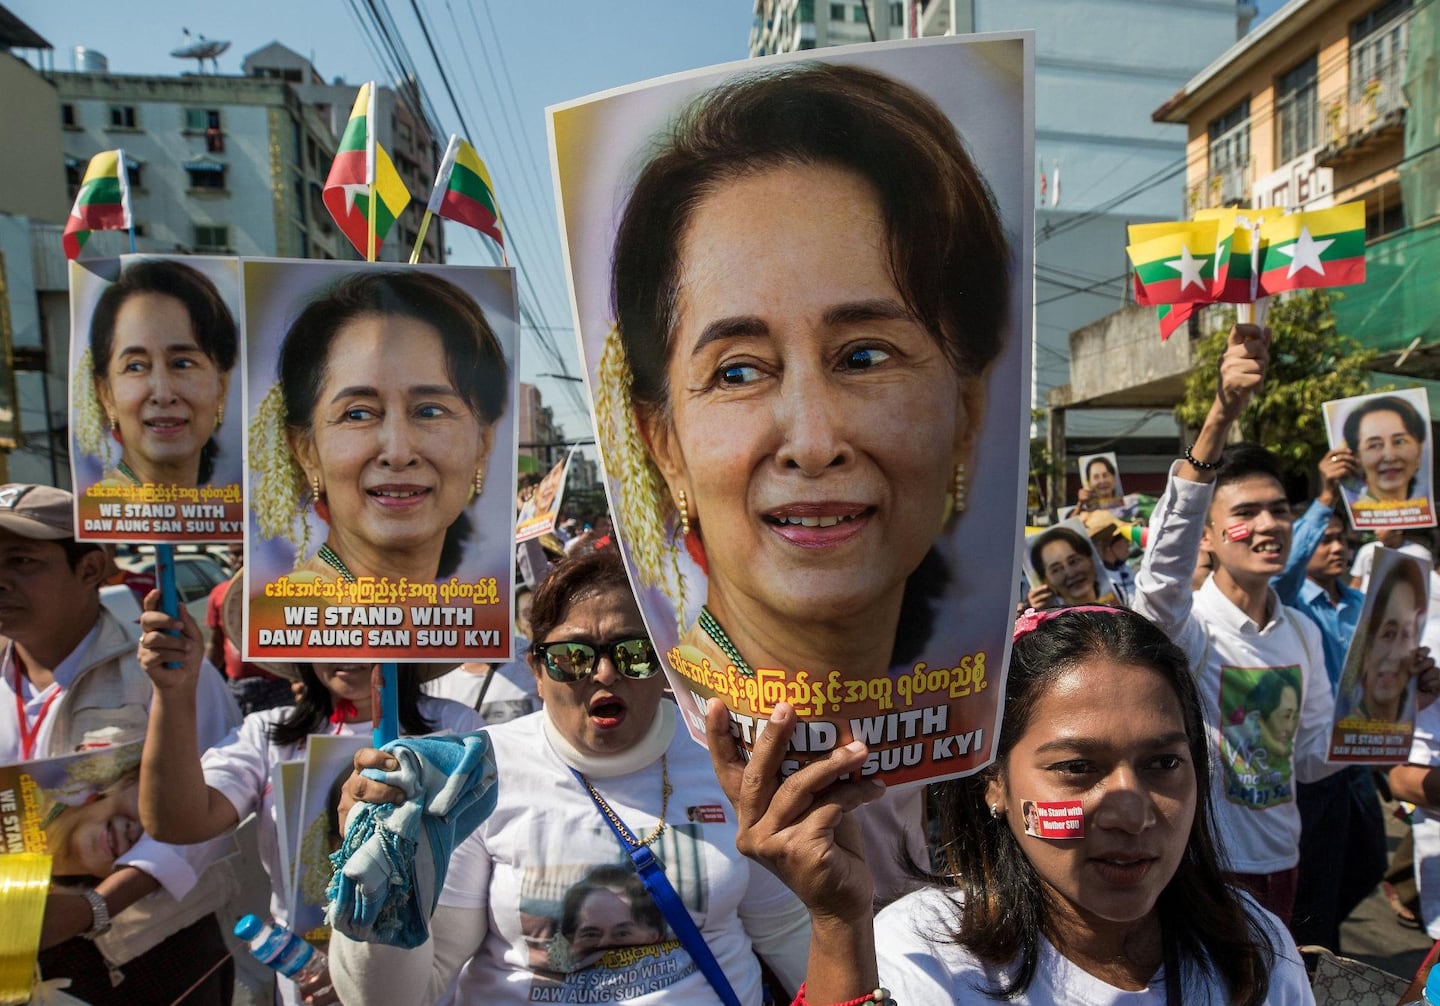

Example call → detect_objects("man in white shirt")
1133 327 1342 927
0 484 240 1004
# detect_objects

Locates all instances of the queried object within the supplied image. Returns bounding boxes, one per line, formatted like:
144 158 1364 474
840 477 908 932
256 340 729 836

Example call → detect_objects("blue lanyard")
569 766 743 1006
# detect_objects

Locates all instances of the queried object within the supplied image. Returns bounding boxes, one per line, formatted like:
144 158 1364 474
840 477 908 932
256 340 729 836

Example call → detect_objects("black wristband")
1184 442 1221 471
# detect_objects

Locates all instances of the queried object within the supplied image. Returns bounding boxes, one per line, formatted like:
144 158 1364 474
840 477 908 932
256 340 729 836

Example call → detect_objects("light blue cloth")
1273 499 1363 691
326 731 498 948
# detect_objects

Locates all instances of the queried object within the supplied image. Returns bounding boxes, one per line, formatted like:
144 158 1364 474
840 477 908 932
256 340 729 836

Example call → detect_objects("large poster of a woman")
68 255 244 542
242 260 519 663
551 35 1032 785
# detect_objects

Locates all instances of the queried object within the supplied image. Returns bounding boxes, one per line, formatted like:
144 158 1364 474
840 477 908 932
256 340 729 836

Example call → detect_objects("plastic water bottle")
233 915 328 985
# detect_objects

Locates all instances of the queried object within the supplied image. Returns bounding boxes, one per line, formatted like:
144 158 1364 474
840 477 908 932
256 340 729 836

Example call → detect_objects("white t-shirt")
1134 466 1337 873
874 887 1314 1004
1408 700 1440 939
424 658 539 725
436 707 803 1005
1352 541 1434 593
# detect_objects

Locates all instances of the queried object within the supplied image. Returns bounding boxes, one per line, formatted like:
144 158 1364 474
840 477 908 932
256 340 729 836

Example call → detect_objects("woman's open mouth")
143 416 190 438
588 695 627 730
762 503 875 547
367 485 432 509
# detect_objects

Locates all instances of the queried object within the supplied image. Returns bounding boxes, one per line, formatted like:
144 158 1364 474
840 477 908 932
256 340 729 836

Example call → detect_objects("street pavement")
1342 797 1434 986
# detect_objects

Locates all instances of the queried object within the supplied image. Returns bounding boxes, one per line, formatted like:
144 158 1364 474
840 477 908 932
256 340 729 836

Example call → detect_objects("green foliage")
1028 409 1060 515
1175 290 1376 481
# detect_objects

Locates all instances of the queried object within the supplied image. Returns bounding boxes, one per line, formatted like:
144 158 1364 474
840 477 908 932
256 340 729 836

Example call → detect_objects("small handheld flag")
322 83 412 260
62 149 132 260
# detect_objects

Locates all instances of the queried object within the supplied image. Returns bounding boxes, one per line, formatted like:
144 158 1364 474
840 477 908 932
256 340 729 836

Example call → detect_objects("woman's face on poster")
1357 408 1422 501
644 161 976 626
291 314 494 563
95 292 229 480
1040 538 1097 606
47 781 143 878
568 888 659 955
1362 578 1422 712
1086 460 1115 499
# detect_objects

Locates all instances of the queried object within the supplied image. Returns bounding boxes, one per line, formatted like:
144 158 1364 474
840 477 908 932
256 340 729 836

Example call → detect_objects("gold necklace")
576 755 672 848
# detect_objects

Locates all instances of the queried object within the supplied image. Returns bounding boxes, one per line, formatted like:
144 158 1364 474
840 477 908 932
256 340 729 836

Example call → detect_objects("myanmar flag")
322 82 412 259
1258 201 1366 295
1193 208 1281 303
1126 220 1221 306
62 150 132 260
1157 301 1195 341
428 135 503 248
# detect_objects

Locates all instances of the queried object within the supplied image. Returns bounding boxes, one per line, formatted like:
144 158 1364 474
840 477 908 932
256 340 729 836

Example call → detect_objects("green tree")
1175 290 1375 485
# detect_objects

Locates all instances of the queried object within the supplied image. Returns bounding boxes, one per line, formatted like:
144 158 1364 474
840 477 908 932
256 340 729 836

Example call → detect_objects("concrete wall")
0 55 69 224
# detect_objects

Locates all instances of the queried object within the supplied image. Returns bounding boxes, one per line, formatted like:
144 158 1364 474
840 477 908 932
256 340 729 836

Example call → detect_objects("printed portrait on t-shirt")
515 822 707 1001
1218 664 1302 809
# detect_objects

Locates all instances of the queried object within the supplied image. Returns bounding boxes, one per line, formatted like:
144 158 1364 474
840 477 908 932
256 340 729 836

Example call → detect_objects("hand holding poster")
68 256 245 542
553 35 1032 785
1077 451 1133 516
1323 387 1436 532
242 260 518 663
1021 519 1120 610
1329 547 1429 762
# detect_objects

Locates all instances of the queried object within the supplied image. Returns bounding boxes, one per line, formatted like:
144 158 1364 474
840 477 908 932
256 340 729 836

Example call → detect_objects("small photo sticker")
1022 799 1085 839
1223 522 1252 542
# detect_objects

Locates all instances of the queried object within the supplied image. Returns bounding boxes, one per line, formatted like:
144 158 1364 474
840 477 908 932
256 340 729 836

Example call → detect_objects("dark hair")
612 61 1010 419
1213 442 1284 495
268 664 435 747
1085 456 1117 481
89 259 238 483
1028 526 1092 583
559 864 663 943
925 608 1272 1003
278 271 510 579
1343 395 1428 453
1245 670 1298 720
527 546 636 648
58 538 105 571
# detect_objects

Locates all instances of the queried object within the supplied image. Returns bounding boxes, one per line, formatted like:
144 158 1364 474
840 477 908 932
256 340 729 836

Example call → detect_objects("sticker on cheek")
1223 522 1252 542
1021 800 1085 839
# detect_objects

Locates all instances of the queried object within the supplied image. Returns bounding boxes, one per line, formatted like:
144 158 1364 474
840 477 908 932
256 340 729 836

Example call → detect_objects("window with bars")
1275 56 1318 163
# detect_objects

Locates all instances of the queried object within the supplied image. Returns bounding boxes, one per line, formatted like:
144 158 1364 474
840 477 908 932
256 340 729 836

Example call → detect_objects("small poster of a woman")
1323 387 1436 532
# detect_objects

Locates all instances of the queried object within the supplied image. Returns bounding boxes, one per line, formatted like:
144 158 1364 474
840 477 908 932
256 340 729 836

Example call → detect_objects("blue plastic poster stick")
373 663 400 746
155 544 179 619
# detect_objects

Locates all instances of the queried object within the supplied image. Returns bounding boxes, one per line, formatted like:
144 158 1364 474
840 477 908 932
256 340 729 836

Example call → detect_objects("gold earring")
215 402 225 429
952 463 968 515
677 489 691 536
310 475 322 508
474 469 485 496
108 413 119 433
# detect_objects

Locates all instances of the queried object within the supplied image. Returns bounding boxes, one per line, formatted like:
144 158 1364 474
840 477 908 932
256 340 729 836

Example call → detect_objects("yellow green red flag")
322 82 412 259
62 149 132 260
1126 220 1221 306
1258 202 1366 294
427 135 503 248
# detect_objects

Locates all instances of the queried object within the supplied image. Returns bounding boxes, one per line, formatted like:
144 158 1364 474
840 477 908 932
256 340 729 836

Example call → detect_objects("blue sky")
12 0 1288 438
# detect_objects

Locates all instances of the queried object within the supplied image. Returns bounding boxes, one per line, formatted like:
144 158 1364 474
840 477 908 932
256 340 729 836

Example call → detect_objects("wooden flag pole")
408 209 434 265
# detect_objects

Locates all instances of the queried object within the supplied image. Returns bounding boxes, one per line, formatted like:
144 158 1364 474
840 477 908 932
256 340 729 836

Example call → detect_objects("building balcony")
1188 162 1250 213
1319 21 1410 167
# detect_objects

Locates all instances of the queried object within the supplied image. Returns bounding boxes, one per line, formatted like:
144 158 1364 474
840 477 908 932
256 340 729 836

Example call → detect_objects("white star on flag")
1273 225 1334 278
1164 244 1209 291
339 182 371 215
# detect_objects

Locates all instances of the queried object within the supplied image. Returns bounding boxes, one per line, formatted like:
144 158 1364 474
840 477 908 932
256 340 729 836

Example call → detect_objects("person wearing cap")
1080 509 1139 608
135 579 481 1006
0 483 242 1005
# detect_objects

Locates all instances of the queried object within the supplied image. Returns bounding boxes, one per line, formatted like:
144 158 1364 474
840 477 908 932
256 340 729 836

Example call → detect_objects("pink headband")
1013 604 1124 642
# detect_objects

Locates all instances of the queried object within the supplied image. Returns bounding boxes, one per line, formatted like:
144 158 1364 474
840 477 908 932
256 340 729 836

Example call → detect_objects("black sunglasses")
531 637 660 682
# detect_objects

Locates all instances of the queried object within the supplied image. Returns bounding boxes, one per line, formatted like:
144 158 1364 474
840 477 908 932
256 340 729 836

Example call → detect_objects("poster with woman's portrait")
0 742 142 876
1324 388 1436 532
1021 519 1119 609
1077 451 1128 515
289 734 368 946
241 259 519 664
516 451 572 543
68 255 245 543
550 35 1033 785
1329 548 1428 762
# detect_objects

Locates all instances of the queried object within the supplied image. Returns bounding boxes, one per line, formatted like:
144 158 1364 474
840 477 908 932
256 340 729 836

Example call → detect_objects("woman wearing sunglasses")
330 545 810 1005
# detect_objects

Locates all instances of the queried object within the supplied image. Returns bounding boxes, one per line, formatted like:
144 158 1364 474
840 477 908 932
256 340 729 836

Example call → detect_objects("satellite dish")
170 29 230 73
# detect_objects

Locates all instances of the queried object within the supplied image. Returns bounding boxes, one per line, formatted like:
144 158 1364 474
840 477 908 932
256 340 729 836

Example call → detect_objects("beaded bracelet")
1183 441 1221 471
791 982 895 1006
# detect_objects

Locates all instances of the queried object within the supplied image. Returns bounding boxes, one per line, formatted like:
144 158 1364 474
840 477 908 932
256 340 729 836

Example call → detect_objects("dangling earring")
473 469 485 499
952 463 968 515
108 413 119 433
310 475 322 509
990 803 1002 820
677 489 691 536
214 402 225 429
